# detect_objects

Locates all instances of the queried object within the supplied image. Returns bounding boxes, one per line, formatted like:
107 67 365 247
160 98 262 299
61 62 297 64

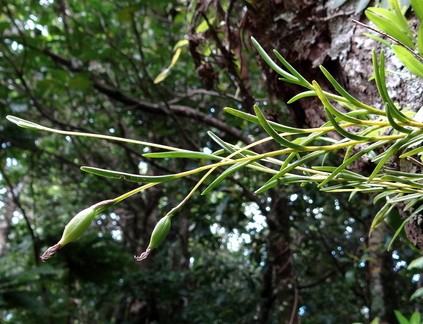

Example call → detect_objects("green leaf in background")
369 200 395 233
332 0 372 14
411 0 423 21
365 8 415 48
333 0 348 8
117 6 138 22
410 288 423 301
153 39 189 84
392 45 423 78
154 47 182 84
394 310 411 324
0 21 10 34
389 0 411 32
407 256 423 270
410 312 422 324
418 22 423 56
69 74 92 90
173 39 189 50
356 0 373 14
387 213 413 251
195 17 214 33
81 166 178 183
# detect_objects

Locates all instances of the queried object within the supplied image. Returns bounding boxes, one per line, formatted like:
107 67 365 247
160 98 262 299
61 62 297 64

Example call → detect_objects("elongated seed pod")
40 199 114 261
57 206 97 246
148 215 172 250
134 215 172 261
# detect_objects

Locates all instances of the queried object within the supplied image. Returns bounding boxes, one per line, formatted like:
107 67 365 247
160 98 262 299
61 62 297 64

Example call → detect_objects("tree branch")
36 48 252 145
0 165 40 264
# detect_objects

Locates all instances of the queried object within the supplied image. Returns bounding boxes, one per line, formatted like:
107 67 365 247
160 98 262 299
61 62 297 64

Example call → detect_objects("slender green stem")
112 182 158 204
162 130 286 217
159 122 409 217
374 181 423 190
10 114 423 218
101 131 413 194
322 91 384 115
7 115 187 152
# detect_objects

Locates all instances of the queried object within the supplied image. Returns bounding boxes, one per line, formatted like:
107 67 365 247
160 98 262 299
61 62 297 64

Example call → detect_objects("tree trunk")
368 222 398 323
259 190 298 323
0 189 12 257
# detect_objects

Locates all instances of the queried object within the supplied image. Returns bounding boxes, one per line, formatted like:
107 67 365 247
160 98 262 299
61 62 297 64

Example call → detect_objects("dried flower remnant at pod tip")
40 199 115 261
134 215 172 261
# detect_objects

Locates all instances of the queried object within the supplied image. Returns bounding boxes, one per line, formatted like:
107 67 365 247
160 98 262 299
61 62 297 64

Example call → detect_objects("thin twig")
352 19 423 63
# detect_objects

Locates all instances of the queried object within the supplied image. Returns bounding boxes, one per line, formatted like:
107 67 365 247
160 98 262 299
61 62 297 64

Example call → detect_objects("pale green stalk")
321 91 385 115
112 182 159 204
6 115 185 152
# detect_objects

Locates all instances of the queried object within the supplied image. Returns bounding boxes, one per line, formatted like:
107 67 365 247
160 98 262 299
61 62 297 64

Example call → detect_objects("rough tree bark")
188 1 305 321
241 0 423 322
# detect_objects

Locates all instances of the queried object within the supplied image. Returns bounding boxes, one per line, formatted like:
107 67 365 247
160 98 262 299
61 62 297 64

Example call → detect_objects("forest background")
1 0 423 323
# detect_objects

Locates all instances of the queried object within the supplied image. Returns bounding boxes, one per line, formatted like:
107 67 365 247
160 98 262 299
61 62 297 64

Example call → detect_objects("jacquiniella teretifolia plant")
7 0 423 261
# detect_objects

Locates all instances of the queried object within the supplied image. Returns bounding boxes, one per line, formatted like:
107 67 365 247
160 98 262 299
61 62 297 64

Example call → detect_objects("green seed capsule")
40 199 114 261
134 215 171 262
148 215 171 250
58 205 97 246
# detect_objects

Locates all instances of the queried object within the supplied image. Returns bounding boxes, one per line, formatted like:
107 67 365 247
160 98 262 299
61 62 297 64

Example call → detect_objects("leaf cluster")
364 0 423 78
6 22 423 254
